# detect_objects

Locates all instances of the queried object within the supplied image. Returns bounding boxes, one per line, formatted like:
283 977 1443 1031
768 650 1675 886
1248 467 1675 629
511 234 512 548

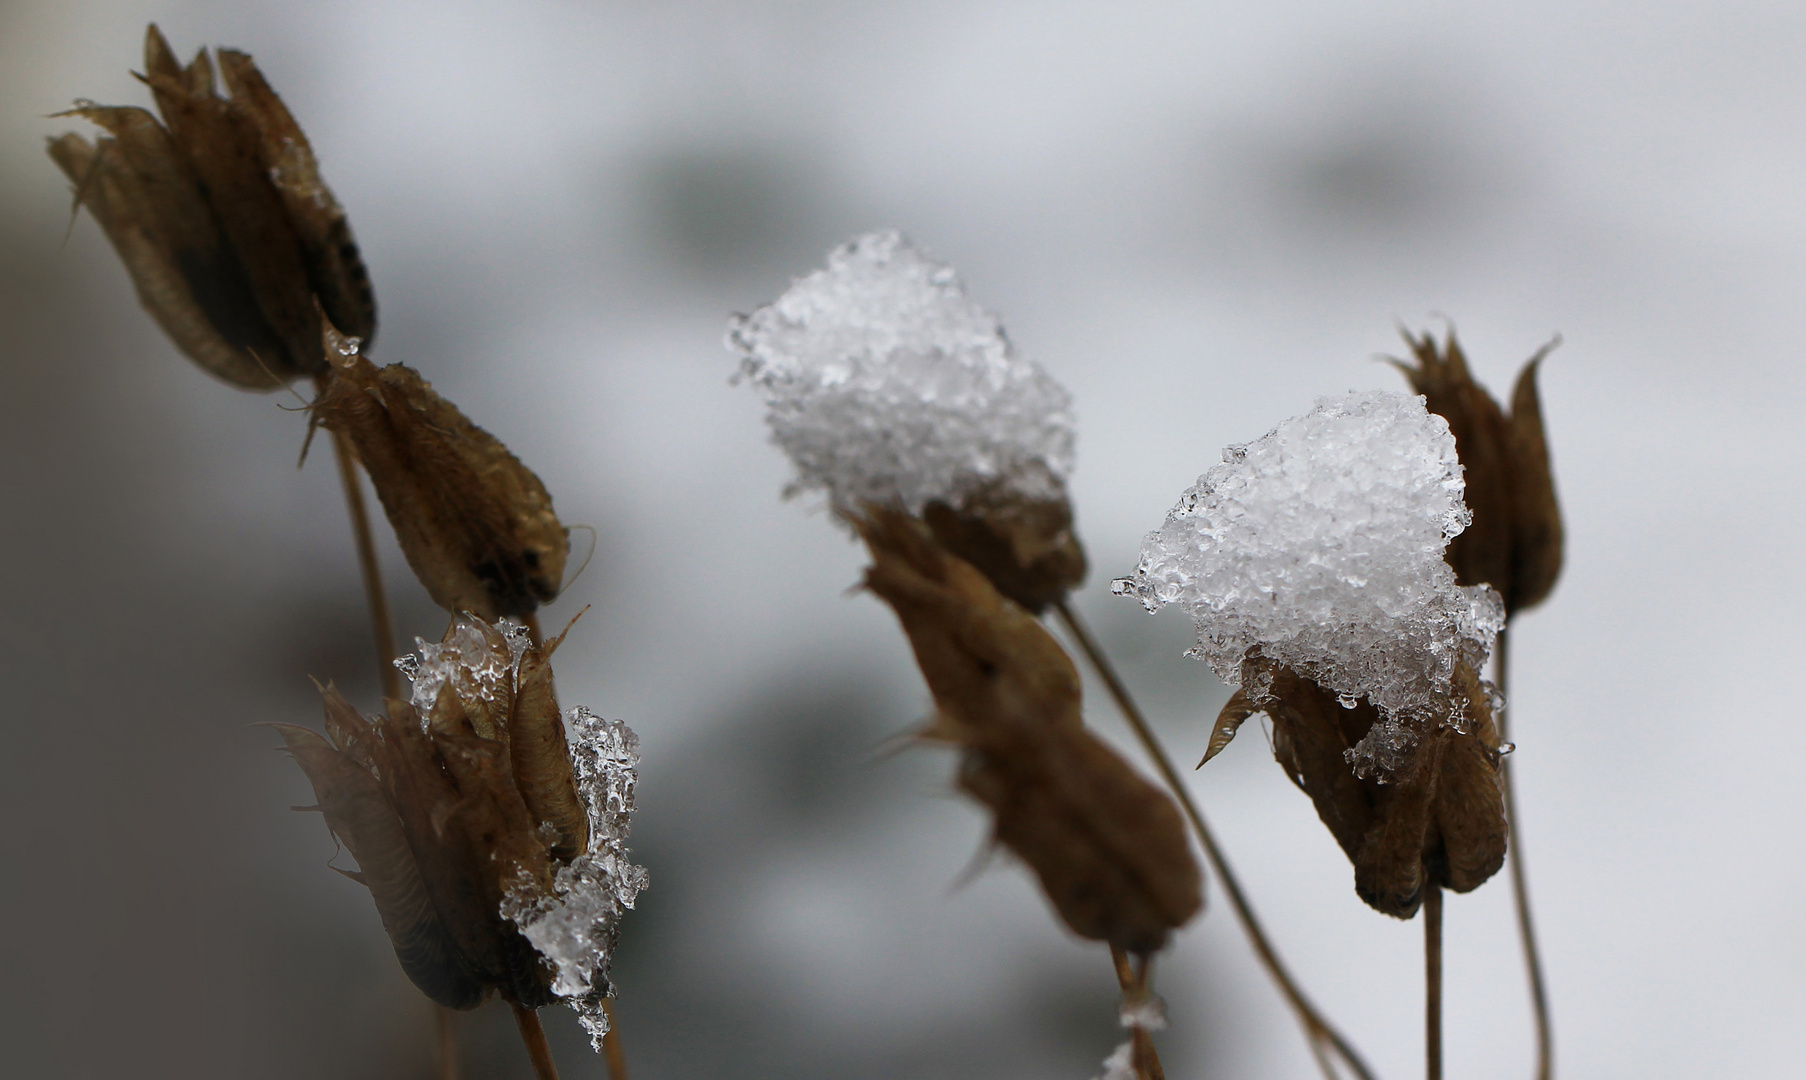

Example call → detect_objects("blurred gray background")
3 1 1801 1077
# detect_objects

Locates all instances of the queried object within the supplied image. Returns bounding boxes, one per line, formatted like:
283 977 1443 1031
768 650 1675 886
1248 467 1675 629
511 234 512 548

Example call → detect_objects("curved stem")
1110 946 1166 1080
325 423 400 704
1497 628 1553 1080
1053 600 1375 1080
1425 883 1442 1080
511 1003 562 1080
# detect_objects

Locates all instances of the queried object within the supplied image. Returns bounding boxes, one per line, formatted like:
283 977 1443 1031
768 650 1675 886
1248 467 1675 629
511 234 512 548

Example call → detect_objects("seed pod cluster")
1214 656 1507 918
311 346 569 621
47 24 374 389
275 615 645 1031
1391 329 1562 615
855 507 1200 955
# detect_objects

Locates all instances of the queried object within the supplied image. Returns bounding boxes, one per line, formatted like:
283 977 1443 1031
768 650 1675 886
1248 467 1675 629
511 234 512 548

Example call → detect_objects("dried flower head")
276 614 646 1049
47 25 374 389
732 230 1085 611
855 507 1200 955
1390 329 1562 615
1115 390 1508 916
311 344 569 621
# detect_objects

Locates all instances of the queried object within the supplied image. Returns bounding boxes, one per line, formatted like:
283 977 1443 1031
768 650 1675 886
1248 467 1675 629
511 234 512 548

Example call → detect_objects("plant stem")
435 1005 459 1080
600 999 629 1080
1496 627 1553 1080
324 422 400 703
1110 946 1166 1080
1424 883 1442 1080
1053 600 1375 1080
511 1003 562 1080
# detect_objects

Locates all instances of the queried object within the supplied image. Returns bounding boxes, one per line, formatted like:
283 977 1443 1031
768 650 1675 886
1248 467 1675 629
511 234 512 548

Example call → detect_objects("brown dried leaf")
272 716 487 1009
856 508 1200 954
1199 688 1257 767
1250 657 1507 918
1392 328 1563 614
921 474 1087 614
313 355 568 620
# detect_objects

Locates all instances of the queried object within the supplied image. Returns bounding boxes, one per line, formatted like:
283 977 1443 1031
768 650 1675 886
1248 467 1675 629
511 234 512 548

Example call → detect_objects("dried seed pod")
46 24 375 389
856 508 1200 955
278 617 646 1048
312 352 568 620
1391 329 1563 614
1241 656 1507 918
922 469 1087 614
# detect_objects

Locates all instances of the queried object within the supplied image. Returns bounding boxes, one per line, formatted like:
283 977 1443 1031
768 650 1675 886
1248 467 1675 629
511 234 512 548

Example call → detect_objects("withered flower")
275 614 645 1049
311 345 569 620
731 230 1086 611
1117 390 1507 916
1391 329 1562 615
47 25 375 389
856 507 1200 955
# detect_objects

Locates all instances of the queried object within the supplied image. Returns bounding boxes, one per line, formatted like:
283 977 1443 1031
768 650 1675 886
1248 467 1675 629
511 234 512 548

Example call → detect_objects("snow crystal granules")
731 229 1085 610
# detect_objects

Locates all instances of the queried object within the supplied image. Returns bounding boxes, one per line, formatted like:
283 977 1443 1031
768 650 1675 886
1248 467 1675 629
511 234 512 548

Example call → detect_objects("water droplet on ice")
1498 742 1516 755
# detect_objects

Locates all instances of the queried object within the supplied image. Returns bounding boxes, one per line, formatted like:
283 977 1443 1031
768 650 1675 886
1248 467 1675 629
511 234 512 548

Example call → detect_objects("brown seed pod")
46 24 375 389
921 470 1087 614
278 619 609 1010
1391 329 1563 614
1230 655 1508 918
855 507 1200 955
311 352 568 620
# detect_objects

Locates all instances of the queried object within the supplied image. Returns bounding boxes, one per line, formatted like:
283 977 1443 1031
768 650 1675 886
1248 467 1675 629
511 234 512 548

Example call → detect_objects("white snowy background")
1 2 1799 1078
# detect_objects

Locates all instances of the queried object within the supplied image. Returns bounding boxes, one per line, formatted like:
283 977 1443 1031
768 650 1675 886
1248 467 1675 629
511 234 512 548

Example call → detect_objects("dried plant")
275 615 645 1054
46 24 371 389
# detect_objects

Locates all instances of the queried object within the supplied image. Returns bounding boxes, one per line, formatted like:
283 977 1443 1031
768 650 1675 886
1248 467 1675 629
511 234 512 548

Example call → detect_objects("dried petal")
857 508 1200 954
1392 329 1563 614
510 623 589 862
313 354 568 620
921 470 1087 614
273 713 487 1009
1250 658 1506 918
1198 689 1256 767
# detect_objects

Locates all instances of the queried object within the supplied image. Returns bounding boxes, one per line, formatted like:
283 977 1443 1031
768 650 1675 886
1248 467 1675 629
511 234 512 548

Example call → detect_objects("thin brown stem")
1425 883 1442 1080
600 999 629 1080
1053 600 1374 1080
511 1003 562 1080
1497 627 1553 1080
324 422 400 703
1109 946 1166 1080
434 1005 458 1080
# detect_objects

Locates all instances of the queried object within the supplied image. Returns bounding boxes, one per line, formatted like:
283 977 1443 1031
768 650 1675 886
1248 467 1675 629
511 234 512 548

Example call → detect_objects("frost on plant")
394 616 531 724
729 229 1075 514
500 707 648 1050
1113 390 1503 776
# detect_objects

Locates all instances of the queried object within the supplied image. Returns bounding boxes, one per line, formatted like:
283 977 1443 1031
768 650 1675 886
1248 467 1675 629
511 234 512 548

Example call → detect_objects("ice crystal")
1094 1042 1137 1080
500 707 647 1052
393 614 531 725
1113 390 1503 775
729 229 1075 514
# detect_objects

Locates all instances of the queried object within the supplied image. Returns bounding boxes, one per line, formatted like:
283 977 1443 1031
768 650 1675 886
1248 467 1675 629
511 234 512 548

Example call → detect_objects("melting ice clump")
393 615 530 725
728 229 1075 513
1112 390 1503 776
502 707 648 1051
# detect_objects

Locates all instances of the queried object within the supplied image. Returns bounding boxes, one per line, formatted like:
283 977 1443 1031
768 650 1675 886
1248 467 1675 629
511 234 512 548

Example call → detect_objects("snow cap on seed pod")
47 24 374 389
1389 328 1563 616
274 614 645 1051
1114 390 1508 917
731 230 1085 611
855 507 1200 954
